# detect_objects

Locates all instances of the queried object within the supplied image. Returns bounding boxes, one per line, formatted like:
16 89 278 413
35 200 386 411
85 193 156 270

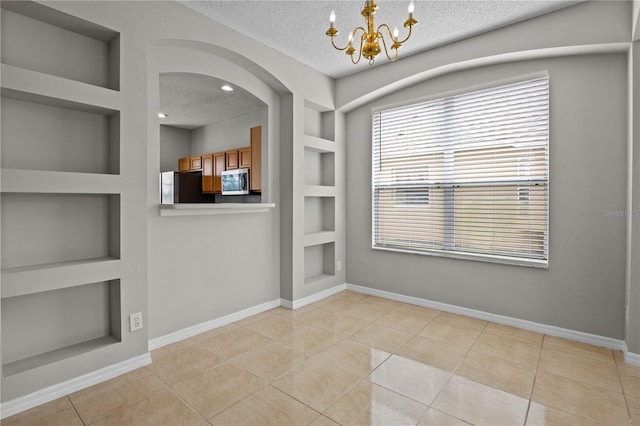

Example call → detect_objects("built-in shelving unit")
0 1 123 386
302 106 337 286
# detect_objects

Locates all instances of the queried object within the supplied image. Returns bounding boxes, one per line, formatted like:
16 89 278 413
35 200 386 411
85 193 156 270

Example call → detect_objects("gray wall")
629 40 640 353
159 125 191 172
346 54 628 339
191 109 266 155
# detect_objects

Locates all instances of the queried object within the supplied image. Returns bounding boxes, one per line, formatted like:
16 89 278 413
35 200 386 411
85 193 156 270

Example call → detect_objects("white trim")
148 298 281 351
0 353 151 419
624 343 640 366
281 283 347 310
346 283 626 351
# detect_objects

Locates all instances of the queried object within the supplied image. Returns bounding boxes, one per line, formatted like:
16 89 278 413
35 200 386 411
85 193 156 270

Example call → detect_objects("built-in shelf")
1 169 121 194
160 203 276 216
304 231 336 247
2 257 121 299
304 273 334 286
304 135 335 153
1 64 120 113
304 185 336 197
3 336 119 377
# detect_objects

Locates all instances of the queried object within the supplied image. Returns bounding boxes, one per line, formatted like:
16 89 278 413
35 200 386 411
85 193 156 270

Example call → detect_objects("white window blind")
372 77 549 266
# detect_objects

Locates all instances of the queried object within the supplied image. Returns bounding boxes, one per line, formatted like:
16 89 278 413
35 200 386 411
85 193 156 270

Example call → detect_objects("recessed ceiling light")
158 112 168 118
221 85 234 92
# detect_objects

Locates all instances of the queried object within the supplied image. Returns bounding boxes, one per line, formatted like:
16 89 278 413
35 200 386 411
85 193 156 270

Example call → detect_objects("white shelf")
2 257 121 299
304 135 335 153
304 274 335 286
3 336 119 377
1 169 121 194
160 203 276 216
304 185 336 197
1 64 120 113
304 231 336 247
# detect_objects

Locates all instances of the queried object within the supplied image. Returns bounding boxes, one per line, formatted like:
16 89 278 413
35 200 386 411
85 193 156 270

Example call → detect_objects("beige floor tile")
542 335 614 363
357 296 402 311
350 323 413 352
230 341 307 381
244 315 306 340
418 317 483 350
2 397 83 426
314 339 391 377
471 332 541 367
279 325 340 357
438 312 487 331
191 324 241 342
455 350 536 398
627 394 640 424
525 401 599 426
235 310 276 326
199 326 272 361
69 367 165 424
396 335 467 372
618 363 640 397
432 375 529 426
368 355 451 405
91 391 203 426
272 359 361 412
172 363 265 419
147 343 224 386
538 348 622 393
309 415 340 426
341 301 389 322
483 322 544 345
374 306 439 334
272 305 330 324
209 386 319 425
150 338 196 359
531 370 629 425
307 311 369 338
325 381 428 426
418 408 471 426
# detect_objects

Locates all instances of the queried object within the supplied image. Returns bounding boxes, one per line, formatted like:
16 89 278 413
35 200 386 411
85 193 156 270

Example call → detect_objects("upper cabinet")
226 149 239 170
250 126 262 192
239 146 251 169
178 155 202 172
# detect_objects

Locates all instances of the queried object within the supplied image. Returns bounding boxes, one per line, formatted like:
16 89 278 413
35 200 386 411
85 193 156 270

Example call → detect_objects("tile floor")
4 290 640 425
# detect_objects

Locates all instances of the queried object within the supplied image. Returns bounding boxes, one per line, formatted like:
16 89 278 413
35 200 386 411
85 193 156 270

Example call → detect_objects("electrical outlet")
129 312 143 332
336 260 342 271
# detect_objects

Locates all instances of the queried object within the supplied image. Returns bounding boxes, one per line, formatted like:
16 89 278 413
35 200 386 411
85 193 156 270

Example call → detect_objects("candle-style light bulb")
393 27 399 41
408 1 414 19
348 31 354 44
329 10 336 28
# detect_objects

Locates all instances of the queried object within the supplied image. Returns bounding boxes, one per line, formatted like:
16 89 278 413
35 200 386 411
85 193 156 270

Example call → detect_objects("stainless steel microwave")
221 168 249 195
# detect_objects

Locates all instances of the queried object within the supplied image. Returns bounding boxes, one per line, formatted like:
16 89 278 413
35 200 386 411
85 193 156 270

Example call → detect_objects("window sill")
159 203 275 216
372 245 548 269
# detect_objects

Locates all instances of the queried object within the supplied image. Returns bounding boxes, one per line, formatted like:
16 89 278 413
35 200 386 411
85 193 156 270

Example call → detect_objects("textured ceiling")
159 73 265 129
179 0 580 79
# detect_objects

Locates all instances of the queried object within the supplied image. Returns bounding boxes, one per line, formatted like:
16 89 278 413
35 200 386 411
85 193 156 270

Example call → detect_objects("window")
372 77 549 266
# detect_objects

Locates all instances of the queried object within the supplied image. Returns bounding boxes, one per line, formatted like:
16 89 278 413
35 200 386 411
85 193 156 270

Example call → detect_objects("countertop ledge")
159 203 275 216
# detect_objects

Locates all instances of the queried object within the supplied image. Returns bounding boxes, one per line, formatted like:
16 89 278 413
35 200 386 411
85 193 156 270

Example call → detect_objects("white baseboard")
623 343 640 367
0 353 151 420
280 283 346 310
345 283 633 356
148 298 281 351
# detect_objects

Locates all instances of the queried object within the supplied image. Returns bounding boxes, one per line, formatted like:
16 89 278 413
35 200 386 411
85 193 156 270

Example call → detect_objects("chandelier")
326 0 417 66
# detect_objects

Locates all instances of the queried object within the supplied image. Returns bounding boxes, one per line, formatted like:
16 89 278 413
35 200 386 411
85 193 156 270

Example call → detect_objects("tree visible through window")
372 77 549 266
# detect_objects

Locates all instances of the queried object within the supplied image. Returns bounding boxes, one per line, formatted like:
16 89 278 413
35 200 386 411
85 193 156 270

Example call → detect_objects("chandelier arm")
377 23 395 43
330 26 366 51
395 23 414 44
377 28 398 62
351 32 365 64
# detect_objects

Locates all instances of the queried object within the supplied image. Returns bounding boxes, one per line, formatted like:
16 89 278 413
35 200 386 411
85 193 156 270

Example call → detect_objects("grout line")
65 395 86 426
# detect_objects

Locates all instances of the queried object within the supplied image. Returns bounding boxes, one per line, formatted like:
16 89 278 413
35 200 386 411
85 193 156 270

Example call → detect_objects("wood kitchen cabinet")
201 154 213 193
178 155 202 172
250 126 262 192
239 146 251 168
226 150 239 170
213 152 226 193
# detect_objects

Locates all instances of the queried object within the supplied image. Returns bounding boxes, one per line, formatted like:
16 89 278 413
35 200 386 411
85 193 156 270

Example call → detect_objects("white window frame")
371 75 549 268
